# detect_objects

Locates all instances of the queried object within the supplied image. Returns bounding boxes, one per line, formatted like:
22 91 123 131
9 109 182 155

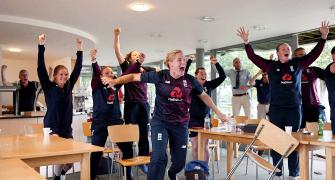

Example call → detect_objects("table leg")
299 145 309 180
81 153 90 180
227 142 233 179
233 143 238 158
198 133 205 161
325 147 335 180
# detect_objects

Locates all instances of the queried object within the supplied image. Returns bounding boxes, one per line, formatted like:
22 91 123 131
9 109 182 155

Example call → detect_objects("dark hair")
195 67 205 75
53 65 68 77
101 66 112 73
125 50 136 62
331 46 335 54
294 47 305 54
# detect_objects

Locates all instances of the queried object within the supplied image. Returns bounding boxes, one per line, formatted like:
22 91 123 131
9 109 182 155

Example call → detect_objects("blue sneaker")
138 164 148 174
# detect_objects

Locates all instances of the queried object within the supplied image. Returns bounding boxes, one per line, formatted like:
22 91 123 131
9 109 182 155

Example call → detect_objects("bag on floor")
184 160 209 180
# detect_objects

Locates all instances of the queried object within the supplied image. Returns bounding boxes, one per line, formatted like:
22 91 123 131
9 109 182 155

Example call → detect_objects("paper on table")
211 127 232 132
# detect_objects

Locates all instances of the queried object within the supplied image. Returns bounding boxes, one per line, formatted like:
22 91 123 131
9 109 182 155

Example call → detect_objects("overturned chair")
225 119 299 180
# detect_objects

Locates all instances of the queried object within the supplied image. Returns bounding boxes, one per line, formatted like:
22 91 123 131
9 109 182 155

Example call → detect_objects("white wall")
0 56 72 105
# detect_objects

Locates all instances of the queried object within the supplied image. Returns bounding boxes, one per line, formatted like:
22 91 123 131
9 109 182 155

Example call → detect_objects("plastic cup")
323 130 333 142
212 118 219 127
43 127 51 136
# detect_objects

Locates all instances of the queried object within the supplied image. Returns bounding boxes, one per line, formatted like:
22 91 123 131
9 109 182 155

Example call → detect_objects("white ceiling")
0 0 334 66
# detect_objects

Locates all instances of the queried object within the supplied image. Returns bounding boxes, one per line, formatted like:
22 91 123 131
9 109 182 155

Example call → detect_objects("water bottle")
230 116 236 132
204 115 211 130
318 114 324 136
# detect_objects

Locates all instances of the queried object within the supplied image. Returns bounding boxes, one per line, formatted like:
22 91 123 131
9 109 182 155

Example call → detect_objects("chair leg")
211 147 215 179
137 166 139 180
281 163 284 180
245 157 249 175
310 151 313 180
123 166 127 180
106 153 110 180
233 143 239 158
45 166 48 178
256 164 258 180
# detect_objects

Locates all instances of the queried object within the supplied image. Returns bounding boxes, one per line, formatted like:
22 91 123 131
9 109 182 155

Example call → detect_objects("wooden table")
0 134 104 180
190 128 317 180
305 135 335 180
0 158 45 179
190 128 264 179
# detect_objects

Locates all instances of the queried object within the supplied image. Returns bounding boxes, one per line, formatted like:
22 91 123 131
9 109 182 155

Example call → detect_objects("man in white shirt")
225 57 252 118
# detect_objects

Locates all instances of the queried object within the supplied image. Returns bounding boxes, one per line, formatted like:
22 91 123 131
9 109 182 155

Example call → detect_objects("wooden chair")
244 119 271 177
225 119 299 180
208 140 220 177
108 124 150 180
82 122 120 178
324 122 332 131
233 116 249 158
246 119 261 125
235 115 248 124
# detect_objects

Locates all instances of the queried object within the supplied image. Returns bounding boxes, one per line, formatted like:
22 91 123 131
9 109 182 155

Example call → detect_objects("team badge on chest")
183 80 188 87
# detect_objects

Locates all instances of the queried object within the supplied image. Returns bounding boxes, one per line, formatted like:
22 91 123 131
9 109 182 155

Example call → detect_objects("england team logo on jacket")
281 73 293 84
168 86 183 102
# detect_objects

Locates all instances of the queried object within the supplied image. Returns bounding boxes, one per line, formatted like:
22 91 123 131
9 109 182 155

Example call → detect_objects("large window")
215 48 274 118
299 40 335 120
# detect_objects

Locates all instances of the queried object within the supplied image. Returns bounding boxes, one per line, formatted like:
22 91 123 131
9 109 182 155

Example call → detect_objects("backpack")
184 160 210 180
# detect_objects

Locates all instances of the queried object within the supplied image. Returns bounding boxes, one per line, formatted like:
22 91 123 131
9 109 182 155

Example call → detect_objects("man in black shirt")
17 69 39 113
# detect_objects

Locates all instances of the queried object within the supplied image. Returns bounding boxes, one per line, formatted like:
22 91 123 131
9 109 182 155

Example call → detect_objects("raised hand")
101 76 114 86
76 38 83 51
114 27 121 36
38 34 46 45
320 20 329 40
210 55 218 64
139 52 146 63
189 54 196 61
90 49 98 61
1 65 7 70
236 27 249 44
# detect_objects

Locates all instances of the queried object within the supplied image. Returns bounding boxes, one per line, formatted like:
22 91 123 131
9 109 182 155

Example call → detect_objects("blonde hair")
164 49 183 68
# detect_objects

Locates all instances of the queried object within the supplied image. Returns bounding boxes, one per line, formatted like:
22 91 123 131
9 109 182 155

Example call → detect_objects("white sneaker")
273 176 282 180
289 176 300 180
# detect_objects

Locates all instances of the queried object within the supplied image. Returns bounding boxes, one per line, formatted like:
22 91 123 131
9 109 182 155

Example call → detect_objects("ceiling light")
200 16 215 22
130 2 151 12
8 48 23 53
252 25 266 31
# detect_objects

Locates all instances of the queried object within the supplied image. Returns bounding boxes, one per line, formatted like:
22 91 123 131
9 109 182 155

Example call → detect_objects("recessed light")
252 25 266 31
130 2 151 12
8 48 23 53
200 16 215 22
